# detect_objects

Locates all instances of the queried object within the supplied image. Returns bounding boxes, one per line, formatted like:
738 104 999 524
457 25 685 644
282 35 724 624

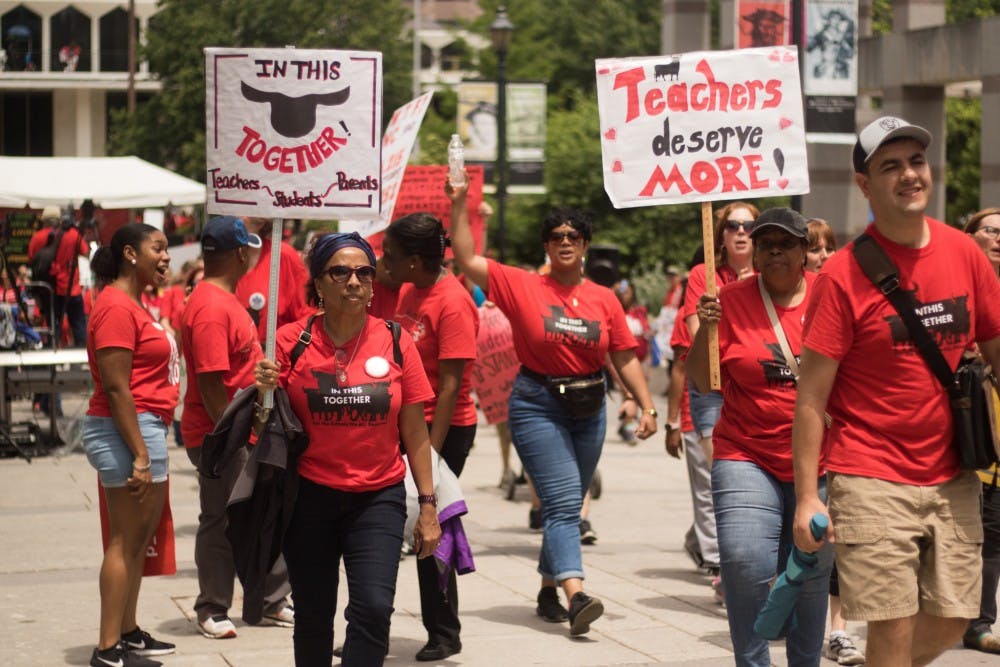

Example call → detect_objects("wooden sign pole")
700 201 721 390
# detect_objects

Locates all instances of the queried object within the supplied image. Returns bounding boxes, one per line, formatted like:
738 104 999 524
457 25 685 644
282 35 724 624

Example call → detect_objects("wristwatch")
642 407 658 417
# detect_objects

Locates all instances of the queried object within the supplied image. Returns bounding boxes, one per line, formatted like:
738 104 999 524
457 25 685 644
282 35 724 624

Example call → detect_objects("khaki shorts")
828 471 983 622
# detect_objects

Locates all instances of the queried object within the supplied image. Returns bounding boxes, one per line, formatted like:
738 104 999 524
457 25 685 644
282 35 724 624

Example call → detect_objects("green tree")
108 0 411 181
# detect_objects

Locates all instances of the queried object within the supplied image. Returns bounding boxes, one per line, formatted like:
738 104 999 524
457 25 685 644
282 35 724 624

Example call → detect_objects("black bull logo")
241 81 351 138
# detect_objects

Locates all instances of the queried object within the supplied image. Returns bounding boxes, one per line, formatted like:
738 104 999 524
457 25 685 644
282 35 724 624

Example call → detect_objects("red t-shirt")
668 313 694 433
277 314 434 492
180 282 263 448
369 282 401 321
713 273 820 481
486 260 636 376
394 275 479 425
804 220 1000 485
53 227 89 297
235 240 311 341
86 285 180 424
27 227 53 259
680 263 743 323
159 284 187 331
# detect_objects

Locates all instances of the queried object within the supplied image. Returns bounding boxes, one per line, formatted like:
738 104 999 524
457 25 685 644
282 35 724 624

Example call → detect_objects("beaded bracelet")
133 461 151 473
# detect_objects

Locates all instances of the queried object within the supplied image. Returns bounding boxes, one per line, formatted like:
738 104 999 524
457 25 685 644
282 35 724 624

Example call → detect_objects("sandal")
964 632 1000 654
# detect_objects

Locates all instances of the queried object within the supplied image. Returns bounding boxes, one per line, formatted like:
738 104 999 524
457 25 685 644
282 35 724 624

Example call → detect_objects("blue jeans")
283 477 405 667
712 459 832 667
507 372 606 581
687 381 722 438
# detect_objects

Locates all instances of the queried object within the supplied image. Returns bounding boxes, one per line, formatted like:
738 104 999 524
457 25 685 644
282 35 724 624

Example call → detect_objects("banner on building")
595 47 809 208
736 0 792 48
802 0 858 138
457 81 546 192
205 47 382 220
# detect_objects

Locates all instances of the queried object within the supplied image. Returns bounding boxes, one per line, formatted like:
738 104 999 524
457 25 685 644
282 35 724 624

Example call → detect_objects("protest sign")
595 47 808 209
360 165 486 258
205 47 382 220
338 93 434 238
471 305 519 425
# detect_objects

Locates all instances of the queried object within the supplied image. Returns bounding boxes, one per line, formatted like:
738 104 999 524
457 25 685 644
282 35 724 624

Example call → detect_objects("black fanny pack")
521 366 606 419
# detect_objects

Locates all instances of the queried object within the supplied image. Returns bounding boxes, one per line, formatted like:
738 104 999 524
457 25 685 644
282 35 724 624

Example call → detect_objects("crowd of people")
10 115 997 667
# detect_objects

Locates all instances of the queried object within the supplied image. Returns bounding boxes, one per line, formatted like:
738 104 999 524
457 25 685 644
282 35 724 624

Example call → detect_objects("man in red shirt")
235 217 310 342
792 117 1000 665
181 216 293 639
26 206 61 336
53 211 90 346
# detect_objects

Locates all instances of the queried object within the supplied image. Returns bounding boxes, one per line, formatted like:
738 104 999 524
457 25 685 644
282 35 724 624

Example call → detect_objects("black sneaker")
529 507 543 531
535 586 568 623
579 519 598 545
121 627 175 656
568 591 604 636
90 643 125 667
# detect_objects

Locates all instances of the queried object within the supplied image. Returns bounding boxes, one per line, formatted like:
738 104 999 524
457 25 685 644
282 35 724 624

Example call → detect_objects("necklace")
326 320 364 384
552 277 583 308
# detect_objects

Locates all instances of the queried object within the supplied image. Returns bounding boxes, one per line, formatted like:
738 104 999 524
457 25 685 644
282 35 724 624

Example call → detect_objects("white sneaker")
825 634 865 665
198 615 237 639
259 605 294 628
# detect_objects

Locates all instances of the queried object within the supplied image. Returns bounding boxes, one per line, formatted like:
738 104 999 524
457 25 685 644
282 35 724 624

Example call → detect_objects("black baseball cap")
750 208 808 239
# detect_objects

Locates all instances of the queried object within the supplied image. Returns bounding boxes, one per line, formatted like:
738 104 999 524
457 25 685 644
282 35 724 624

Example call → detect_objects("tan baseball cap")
41 206 61 221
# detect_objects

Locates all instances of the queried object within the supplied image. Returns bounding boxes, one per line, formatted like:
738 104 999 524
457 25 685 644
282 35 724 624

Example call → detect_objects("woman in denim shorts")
83 224 180 667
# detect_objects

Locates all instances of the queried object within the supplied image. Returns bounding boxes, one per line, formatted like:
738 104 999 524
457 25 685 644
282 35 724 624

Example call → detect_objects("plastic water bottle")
448 134 466 187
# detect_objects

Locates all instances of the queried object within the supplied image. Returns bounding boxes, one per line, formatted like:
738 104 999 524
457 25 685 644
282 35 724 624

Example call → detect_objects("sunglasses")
548 230 583 243
323 265 376 283
755 236 803 252
725 220 755 233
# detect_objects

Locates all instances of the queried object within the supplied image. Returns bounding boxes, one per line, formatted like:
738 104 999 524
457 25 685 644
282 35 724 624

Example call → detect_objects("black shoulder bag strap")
288 314 318 373
851 233 957 396
385 319 403 365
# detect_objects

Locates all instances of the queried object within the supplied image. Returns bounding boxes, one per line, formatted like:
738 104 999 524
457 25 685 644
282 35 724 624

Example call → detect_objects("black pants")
967 480 1000 639
416 423 476 650
283 477 405 667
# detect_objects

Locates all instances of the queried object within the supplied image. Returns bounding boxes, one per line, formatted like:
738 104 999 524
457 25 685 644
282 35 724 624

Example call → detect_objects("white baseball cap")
852 116 931 173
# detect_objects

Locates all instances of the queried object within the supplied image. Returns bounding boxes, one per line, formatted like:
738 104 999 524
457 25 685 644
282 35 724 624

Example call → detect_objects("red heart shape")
597 67 610 75
779 118 792 130
604 128 616 141
777 178 789 189
783 51 795 62
612 160 623 173
769 50 781 62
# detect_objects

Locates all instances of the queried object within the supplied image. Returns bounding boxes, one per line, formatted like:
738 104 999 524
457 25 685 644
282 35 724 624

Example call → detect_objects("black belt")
519 366 604 387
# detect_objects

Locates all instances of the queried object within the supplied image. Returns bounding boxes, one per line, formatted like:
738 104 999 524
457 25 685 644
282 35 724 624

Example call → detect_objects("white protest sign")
339 92 433 238
595 47 808 208
205 47 382 220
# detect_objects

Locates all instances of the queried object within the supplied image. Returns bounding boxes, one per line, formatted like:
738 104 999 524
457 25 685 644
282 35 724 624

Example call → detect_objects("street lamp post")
490 6 514 264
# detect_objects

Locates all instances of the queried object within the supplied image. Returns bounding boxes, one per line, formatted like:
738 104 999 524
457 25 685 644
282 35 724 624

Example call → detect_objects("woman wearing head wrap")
254 232 441 666
382 214 478 661
447 174 658 637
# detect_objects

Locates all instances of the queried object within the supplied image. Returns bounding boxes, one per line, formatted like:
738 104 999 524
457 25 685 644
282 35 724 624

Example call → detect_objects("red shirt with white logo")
804 220 1000 485
277 314 434 492
486 260 636 376
394 274 479 425
235 240 311 341
87 285 180 424
180 281 263 449
713 272 820 481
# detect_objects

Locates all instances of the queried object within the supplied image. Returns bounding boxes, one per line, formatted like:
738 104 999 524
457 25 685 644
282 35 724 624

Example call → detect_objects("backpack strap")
288 314 318 374
851 233 957 395
385 319 403 365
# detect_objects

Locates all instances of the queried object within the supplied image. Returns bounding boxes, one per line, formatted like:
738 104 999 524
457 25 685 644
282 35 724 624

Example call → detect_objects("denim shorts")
83 412 169 487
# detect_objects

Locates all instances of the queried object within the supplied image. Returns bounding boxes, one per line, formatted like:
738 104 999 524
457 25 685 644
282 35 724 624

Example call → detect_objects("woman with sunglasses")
447 175 657 636
688 209 833 667
254 232 441 666
962 207 1000 655
380 213 478 662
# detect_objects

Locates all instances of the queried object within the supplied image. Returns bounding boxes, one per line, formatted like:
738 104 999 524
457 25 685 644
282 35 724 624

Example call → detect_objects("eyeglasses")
725 220 755 233
323 265 376 283
755 236 803 252
977 225 1000 239
548 230 583 243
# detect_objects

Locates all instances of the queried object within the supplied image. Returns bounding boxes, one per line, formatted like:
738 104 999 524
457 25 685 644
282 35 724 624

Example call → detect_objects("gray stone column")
982 75 1000 209
892 0 945 32
803 143 871 242
661 0 710 53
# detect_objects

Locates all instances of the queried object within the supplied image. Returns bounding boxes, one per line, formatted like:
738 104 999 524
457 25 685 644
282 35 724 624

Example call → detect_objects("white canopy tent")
0 156 206 209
